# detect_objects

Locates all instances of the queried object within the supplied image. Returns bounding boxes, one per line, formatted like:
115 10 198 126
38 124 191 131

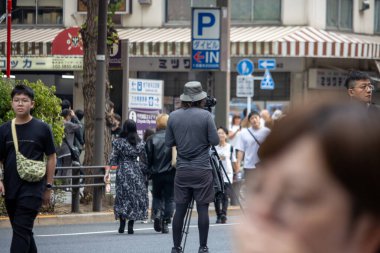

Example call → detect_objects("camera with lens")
204 96 217 112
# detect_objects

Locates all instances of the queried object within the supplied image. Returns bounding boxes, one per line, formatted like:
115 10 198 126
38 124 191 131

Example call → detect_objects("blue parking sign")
191 8 221 70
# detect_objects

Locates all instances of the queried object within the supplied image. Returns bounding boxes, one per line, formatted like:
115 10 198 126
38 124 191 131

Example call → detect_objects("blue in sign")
236 59 254 75
258 59 276 70
260 69 275 90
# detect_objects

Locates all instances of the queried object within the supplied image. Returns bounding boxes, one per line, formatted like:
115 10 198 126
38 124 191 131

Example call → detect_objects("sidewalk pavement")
0 205 243 228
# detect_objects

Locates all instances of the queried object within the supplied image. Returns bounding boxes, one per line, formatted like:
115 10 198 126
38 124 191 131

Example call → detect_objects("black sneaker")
154 218 162 232
198 246 209 253
220 214 227 224
161 219 169 234
216 216 222 224
171 246 183 253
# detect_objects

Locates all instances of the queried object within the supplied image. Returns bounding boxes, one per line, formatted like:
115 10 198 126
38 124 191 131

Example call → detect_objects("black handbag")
63 138 81 162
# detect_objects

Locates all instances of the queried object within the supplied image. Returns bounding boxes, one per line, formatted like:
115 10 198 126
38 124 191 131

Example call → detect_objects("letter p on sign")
192 9 220 39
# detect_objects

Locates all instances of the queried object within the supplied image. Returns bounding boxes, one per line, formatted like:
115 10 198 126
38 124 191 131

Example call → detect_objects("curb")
0 206 243 228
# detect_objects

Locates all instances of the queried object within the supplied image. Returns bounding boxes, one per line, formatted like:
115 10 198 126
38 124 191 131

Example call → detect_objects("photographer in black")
166 81 219 253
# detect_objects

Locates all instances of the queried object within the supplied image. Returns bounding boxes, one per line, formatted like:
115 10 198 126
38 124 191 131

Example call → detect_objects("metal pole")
6 0 12 78
93 0 108 212
121 39 130 123
214 0 230 128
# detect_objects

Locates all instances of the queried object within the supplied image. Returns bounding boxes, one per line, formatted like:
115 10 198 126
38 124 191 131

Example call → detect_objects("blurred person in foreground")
166 81 219 253
104 119 148 234
145 114 175 234
235 101 380 253
344 70 379 111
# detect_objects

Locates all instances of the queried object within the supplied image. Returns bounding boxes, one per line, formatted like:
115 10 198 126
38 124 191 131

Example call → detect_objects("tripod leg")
181 199 194 252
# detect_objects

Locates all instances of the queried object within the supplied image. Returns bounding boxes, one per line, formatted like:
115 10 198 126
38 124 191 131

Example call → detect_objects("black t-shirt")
0 118 56 200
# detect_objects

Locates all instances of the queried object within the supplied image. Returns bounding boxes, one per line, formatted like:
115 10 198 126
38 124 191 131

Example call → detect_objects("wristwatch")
46 183 53 190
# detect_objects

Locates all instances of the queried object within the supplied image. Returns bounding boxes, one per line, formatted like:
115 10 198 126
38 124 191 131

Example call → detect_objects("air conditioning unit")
138 0 152 5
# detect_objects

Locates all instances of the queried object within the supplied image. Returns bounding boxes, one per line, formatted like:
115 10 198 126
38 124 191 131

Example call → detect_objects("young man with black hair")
0 84 56 253
166 81 219 253
344 70 378 111
235 111 270 179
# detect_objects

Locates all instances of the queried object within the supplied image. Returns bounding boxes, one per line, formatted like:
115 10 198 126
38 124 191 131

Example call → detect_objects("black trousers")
5 196 43 253
151 170 175 220
214 183 231 217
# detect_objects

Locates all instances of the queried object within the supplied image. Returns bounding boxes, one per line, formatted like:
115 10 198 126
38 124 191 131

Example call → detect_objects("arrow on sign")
261 61 275 68
193 51 205 63
258 59 276 70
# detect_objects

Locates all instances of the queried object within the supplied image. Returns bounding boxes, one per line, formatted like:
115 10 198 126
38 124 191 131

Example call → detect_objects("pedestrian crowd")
0 70 380 253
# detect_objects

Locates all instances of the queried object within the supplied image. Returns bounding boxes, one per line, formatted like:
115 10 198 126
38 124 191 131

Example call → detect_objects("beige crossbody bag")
11 119 46 182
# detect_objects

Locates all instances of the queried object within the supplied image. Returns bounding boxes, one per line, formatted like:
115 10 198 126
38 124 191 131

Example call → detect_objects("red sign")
52 27 83 55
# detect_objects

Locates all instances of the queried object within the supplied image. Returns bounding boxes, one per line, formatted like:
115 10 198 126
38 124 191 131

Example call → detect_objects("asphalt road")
0 214 240 253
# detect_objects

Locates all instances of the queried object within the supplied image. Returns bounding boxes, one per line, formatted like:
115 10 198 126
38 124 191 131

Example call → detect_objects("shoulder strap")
11 119 19 152
63 137 74 151
247 128 261 146
230 144 233 161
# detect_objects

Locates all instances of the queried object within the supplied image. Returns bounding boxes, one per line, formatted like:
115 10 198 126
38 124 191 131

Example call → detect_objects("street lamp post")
6 0 12 78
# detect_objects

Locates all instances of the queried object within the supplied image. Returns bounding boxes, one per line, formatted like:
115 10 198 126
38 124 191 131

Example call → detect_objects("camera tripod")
180 145 244 252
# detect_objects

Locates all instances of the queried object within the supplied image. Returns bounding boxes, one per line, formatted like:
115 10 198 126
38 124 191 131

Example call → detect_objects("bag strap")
247 128 261 146
11 119 19 152
63 137 74 152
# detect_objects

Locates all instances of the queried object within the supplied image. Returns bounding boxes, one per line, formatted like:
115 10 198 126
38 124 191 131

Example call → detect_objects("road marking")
36 223 239 237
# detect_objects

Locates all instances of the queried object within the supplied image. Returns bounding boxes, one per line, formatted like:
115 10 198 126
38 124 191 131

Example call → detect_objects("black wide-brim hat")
180 81 207 102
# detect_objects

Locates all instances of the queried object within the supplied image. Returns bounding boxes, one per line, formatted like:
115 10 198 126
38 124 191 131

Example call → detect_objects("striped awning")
0 28 62 55
1 26 380 59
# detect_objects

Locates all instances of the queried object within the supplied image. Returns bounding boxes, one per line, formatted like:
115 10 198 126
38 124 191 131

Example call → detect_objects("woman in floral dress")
105 119 148 234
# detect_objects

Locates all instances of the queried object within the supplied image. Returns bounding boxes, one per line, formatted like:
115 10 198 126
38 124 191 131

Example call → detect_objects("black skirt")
174 168 214 204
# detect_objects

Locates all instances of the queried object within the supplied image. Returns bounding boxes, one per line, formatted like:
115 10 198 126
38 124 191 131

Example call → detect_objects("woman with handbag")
104 119 149 234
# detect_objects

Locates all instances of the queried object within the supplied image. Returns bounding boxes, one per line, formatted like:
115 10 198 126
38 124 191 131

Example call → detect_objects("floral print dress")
109 138 148 221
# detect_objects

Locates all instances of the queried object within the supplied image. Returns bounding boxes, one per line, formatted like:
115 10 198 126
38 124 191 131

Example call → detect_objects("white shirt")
235 126 270 169
215 143 236 183
229 124 240 148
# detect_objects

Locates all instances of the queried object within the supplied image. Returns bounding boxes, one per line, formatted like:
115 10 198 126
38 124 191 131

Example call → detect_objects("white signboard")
128 78 163 110
129 78 163 95
236 75 254 97
0 56 83 71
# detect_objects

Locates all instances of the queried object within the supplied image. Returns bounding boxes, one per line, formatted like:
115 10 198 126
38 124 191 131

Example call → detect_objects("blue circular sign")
236 59 254 75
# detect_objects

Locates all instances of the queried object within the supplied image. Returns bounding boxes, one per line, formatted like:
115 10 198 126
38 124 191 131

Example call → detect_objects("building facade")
1 0 380 126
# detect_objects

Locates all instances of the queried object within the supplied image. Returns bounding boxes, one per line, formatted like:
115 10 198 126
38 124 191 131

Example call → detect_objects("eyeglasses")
12 99 31 104
352 84 374 91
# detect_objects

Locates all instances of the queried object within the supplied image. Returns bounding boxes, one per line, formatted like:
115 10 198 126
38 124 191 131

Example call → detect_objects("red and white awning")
1 26 380 59
230 26 380 58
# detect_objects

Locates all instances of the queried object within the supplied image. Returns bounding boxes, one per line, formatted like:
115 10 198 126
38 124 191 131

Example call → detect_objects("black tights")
172 202 210 248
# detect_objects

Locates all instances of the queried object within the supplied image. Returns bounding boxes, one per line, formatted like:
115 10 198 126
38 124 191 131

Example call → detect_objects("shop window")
166 0 216 23
0 0 63 25
326 0 353 31
375 0 380 33
231 0 281 24
166 0 280 24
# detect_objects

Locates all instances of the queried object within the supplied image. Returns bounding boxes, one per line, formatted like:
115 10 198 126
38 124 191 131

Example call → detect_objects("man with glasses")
0 84 56 253
344 71 376 108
